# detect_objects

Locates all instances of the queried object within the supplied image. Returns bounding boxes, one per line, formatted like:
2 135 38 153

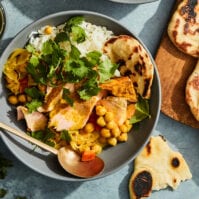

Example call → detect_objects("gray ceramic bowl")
0 10 161 181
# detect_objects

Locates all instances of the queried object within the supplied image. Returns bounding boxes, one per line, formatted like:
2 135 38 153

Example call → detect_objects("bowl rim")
107 0 158 4
0 10 161 181
0 3 6 39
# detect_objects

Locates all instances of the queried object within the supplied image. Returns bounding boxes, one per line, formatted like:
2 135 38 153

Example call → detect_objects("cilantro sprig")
30 128 55 147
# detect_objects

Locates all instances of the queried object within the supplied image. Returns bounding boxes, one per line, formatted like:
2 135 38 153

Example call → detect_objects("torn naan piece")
103 35 154 99
167 0 199 57
186 59 199 121
129 135 192 199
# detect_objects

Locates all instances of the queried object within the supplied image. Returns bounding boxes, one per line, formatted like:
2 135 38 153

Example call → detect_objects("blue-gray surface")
1 0 199 198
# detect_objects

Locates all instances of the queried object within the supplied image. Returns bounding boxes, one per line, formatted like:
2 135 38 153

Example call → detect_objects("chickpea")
18 94 27 104
108 137 117 146
104 112 114 122
119 124 129 134
44 26 53 34
127 124 133 132
124 120 133 132
111 127 121 137
100 128 111 138
84 123 95 134
92 144 102 154
106 121 117 129
117 133 128 142
7 95 18 105
96 105 106 116
97 116 106 127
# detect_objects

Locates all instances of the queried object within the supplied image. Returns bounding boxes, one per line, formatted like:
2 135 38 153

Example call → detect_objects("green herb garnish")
25 87 44 100
25 99 42 113
130 97 151 124
30 129 55 147
60 130 71 142
62 88 74 106
97 59 118 83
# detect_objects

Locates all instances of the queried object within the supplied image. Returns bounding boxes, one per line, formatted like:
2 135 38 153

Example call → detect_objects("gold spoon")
0 122 104 178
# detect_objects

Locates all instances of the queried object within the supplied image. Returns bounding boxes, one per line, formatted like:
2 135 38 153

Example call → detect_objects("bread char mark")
180 0 198 22
132 171 152 199
190 74 199 90
171 157 180 168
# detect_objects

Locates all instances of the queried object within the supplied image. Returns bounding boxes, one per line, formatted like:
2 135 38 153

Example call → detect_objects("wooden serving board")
155 23 198 128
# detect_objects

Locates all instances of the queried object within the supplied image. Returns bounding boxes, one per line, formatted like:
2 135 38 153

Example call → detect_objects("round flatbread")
167 0 199 57
103 35 154 99
186 59 199 121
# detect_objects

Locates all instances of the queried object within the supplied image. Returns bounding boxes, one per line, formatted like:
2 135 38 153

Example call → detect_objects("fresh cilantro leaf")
45 140 55 147
26 44 35 53
60 130 71 142
29 54 39 67
42 40 54 55
25 87 44 100
64 59 89 82
70 45 81 59
70 26 86 43
64 16 84 31
86 51 101 66
26 62 48 84
98 58 118 83
62 88 74 106
78 74 100 100
31 129 55 147
130 97 151 124
0 189 7 198
54 32 69 43
43 129 55 140
31 130 44 140
25 99 42 113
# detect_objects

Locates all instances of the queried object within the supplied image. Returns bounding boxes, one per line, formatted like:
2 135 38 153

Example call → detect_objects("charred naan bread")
103 35 154 99
186 59 199 120
167 0 199 57
129 136 192 199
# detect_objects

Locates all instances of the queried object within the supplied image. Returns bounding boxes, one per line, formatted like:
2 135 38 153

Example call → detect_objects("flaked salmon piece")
38 83 75 112
48 94 103 131
127 103 136 119
97 96 127 126
100 76 137 102
17 106 48 132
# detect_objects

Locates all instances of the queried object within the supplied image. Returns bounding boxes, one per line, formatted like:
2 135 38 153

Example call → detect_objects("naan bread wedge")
129 135 192 199
186 59 199 121
167 0 199 57
103 35 154 99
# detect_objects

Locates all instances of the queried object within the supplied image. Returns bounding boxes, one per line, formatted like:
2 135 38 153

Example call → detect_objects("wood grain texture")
155 31 198 128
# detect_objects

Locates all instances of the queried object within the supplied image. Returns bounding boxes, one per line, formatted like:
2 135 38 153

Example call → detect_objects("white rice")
29 21 114 56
